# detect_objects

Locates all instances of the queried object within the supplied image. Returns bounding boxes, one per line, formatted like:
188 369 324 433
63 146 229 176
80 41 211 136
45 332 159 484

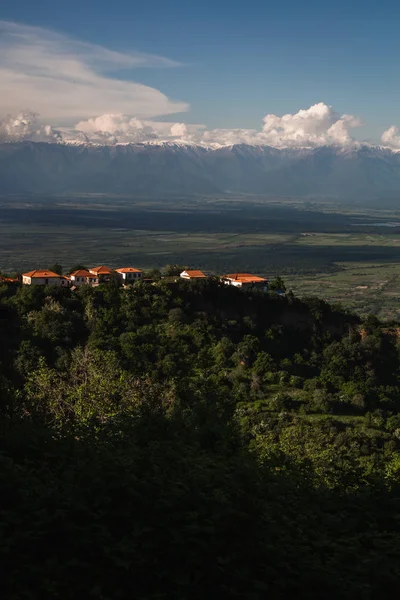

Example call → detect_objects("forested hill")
2 278 400 598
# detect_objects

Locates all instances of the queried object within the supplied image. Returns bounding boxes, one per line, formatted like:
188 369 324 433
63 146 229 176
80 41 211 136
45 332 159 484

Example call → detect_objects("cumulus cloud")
188 103 362 148
74 114 159 143
0 112 61 142
381 126 400 149
260 103 361 148
0 102 364 148
0 20 187 121
68 114 205 144
179 103 361 148
170 123 188 138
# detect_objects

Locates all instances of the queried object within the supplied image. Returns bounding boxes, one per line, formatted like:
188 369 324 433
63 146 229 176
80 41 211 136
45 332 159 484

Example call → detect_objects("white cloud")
184 103 361 148
0 112 61 142
0 98 365 148
260 103 361 148
74 114 159 143
381 125 400 149
68 114 205 144
0 23 366 150
170 123 188 137
0 20 187 121
200 127 259 146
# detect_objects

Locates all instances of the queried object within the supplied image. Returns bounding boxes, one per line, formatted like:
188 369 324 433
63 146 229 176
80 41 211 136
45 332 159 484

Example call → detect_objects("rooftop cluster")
1 266 269 290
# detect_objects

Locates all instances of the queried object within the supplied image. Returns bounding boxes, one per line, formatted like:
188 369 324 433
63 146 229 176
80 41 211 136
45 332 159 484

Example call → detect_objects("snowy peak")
2 141 400 198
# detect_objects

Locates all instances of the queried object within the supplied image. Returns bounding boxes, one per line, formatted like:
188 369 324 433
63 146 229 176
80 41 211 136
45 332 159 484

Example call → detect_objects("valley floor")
2 194 400 320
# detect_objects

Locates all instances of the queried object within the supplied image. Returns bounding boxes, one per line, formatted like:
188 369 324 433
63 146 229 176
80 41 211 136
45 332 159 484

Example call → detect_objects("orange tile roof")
182 270 207 278
223 273 267 283
0 276 18 283
70 269 97 278
116 267 142 273
22 270 61 279
89 266 114 275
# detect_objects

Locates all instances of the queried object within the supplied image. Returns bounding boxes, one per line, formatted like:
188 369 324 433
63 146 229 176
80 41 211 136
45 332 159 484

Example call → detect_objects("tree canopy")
1 277 400 598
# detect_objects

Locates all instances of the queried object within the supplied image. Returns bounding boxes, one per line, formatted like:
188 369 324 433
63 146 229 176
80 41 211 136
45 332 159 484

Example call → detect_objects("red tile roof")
223 273 267 283
70 269 97 278
181 270 207 278
22 270 61 279
116 267 142 273
89 266 115 275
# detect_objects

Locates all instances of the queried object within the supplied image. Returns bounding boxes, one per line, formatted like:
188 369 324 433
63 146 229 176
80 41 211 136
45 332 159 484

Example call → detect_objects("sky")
2 0 400 147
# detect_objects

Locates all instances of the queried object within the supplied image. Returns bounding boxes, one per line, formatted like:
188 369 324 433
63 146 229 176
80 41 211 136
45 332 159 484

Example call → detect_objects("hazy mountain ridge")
2 141 400 198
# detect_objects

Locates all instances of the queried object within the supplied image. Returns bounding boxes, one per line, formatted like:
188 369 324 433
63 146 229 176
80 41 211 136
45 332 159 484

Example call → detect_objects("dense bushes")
1 278 400 597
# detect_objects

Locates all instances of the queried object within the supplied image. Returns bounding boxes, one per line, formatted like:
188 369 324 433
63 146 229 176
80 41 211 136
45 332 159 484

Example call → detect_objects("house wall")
222 279 242 287
71 276 98 286
22 276 64 286
120 272 142 281
223 278 267 289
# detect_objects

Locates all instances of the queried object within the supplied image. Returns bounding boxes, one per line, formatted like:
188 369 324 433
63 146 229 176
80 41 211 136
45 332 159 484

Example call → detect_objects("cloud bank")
0 21 397 149
0 112 61 142
0 103 364 147
0 20 187 121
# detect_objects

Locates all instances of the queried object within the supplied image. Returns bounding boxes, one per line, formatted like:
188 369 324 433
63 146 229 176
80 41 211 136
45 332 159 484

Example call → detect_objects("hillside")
1 278 400 598
2 141 400 198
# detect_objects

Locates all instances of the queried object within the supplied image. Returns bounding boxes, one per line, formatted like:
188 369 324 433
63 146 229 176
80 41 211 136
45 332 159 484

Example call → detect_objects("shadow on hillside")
1 406 400 600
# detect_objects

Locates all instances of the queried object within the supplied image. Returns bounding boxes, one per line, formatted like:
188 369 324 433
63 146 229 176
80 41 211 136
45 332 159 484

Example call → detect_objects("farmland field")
2 194 400 319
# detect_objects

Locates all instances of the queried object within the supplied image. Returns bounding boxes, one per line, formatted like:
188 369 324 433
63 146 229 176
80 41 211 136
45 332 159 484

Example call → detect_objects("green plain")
3 194 400 320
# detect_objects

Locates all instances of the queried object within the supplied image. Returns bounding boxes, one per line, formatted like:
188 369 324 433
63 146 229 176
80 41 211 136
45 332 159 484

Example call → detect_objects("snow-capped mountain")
2 140 400 198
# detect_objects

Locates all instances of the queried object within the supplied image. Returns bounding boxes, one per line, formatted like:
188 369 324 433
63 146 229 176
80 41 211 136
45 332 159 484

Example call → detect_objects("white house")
221 273 268 289
69 269 99 286
22 270 70 287
88 266 116 283
116 267 143 283
180 269 207 280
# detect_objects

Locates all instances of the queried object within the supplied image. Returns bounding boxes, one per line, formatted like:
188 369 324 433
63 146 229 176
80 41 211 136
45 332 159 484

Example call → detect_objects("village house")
221 273 268 290
69 269 99 286
88 266 116 283
17 264 271 292
180 269 207 280
116 267 143 283
22 270 71 287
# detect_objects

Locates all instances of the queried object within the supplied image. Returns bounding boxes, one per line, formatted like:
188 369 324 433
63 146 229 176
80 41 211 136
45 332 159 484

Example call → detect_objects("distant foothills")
3 141 400 198
0 264 278 292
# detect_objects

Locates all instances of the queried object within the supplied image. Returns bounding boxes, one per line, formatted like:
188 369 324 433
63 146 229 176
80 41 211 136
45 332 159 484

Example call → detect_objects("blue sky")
1 0 400 145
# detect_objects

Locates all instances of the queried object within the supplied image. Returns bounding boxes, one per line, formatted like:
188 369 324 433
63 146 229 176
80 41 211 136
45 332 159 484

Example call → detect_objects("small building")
0 276 19 284
116 267 143 283
69 269 99 286
89 266 116 283
61 275 71 286
22 270 70 287
180 269 207 280
221 273 268 290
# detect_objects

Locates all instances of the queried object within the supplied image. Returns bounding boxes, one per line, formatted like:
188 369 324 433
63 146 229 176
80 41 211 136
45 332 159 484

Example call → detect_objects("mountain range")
1 141 400 199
